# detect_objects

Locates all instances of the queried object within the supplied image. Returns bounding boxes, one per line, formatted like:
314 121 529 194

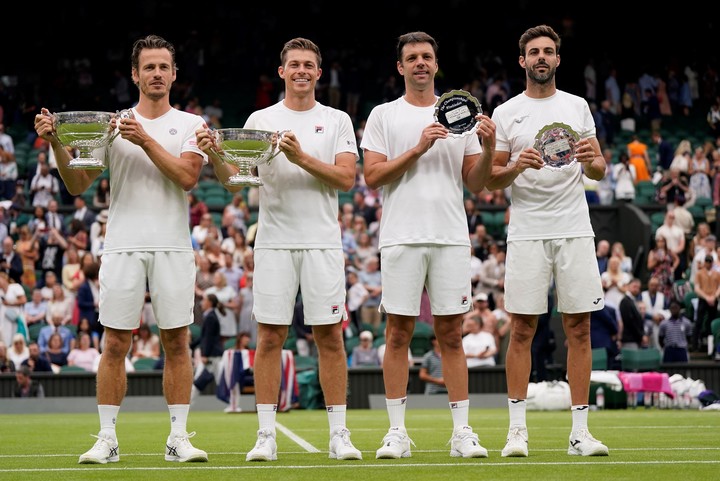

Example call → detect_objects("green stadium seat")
592 348 608 370
620 348 661 372
132 357 158 371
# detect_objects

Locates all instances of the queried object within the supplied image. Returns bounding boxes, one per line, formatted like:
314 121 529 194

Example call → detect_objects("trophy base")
68 158 106 170
226 174 263 187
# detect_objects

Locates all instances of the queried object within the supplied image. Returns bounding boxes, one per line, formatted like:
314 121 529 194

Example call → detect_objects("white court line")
2 459 720 473
2 446 719 459
276 421 321 453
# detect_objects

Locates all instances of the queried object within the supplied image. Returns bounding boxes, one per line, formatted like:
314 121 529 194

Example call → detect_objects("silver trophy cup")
52 109 133 170
212 128 285 187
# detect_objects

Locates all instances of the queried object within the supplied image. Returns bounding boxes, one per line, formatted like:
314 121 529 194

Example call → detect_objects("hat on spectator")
474 292 488 302
360 330 373 341
97 210 109 223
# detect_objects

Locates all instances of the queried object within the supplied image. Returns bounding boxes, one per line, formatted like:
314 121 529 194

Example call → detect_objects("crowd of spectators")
2 9 720 389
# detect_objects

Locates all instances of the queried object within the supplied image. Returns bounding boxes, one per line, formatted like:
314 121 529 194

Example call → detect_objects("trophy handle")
209 129 226 164
108 109 134 145
268 129 289 164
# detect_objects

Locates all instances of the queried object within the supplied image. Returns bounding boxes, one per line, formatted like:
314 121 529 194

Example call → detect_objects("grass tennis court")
1 407 718 480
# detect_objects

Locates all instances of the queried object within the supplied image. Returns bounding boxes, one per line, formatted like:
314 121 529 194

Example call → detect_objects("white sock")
98 405 120 438
168 404 189 435
327 405 347 433
256 404 277 434
508 398 527 428
571 404 589 432
386 397 407 429
449 399 470 431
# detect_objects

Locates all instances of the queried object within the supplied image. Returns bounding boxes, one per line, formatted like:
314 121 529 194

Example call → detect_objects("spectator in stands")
1 236 24 284
669 141 692 178
196 37 361 461
690 234 717 284
619 278 648 350
590 304 620 370
15 225 39 290
40 271 59 301
191 212 213 247
358 256 383 332
612 152 636 202
611 241 633 274
76 317 100 351
237 272 255 346
419 334 447 394
66 332 101 371
345 267 368 336
478 242 505 310
0 125 18 201
692 255 720 353
223 193 251 235
190 293 226 404
707 101 720 137
188 191 209 229
652 130 675 171
23 288 48 329
601 255 632 311
61 246 83 301
350 330 381 367
203 271 239 342
88 209 107 251
29 161 59 208
130 323 161 364
20 341 53 372
70 195 95 232
45 283 73 326
13 365 44 398
66 219 90 258
8 333 29 368
647 235 679 301
658 299 693 363
596 239 610 274
626 135 652 183
76 261 100 337
462 314 497 368
657 209 688 280
43 332 69 369
0 340 15 372
0 271 28 345
641 275 670 349
92 177 110 210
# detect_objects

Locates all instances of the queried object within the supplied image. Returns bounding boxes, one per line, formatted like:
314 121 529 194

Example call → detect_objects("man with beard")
486 25 609 458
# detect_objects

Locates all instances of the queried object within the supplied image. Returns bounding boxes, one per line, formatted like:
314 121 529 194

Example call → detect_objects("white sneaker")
78 433 119 464
375 427 415 459
165 431 208 462
246 429 277 461
501 426 529 457
567 428 609 456
449 426 488 458
329 428 362 460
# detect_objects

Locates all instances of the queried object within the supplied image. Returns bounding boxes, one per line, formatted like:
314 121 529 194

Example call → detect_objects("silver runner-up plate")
534 122 580 171
434 89 482 138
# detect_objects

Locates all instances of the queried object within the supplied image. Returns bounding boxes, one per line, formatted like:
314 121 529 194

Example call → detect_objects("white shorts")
380 244 472 316
504 237 605 315
252 249 346 326
99 251 196 330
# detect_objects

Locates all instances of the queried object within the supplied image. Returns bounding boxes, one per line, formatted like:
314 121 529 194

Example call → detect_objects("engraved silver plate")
534 122 579 170
434 90 482 138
